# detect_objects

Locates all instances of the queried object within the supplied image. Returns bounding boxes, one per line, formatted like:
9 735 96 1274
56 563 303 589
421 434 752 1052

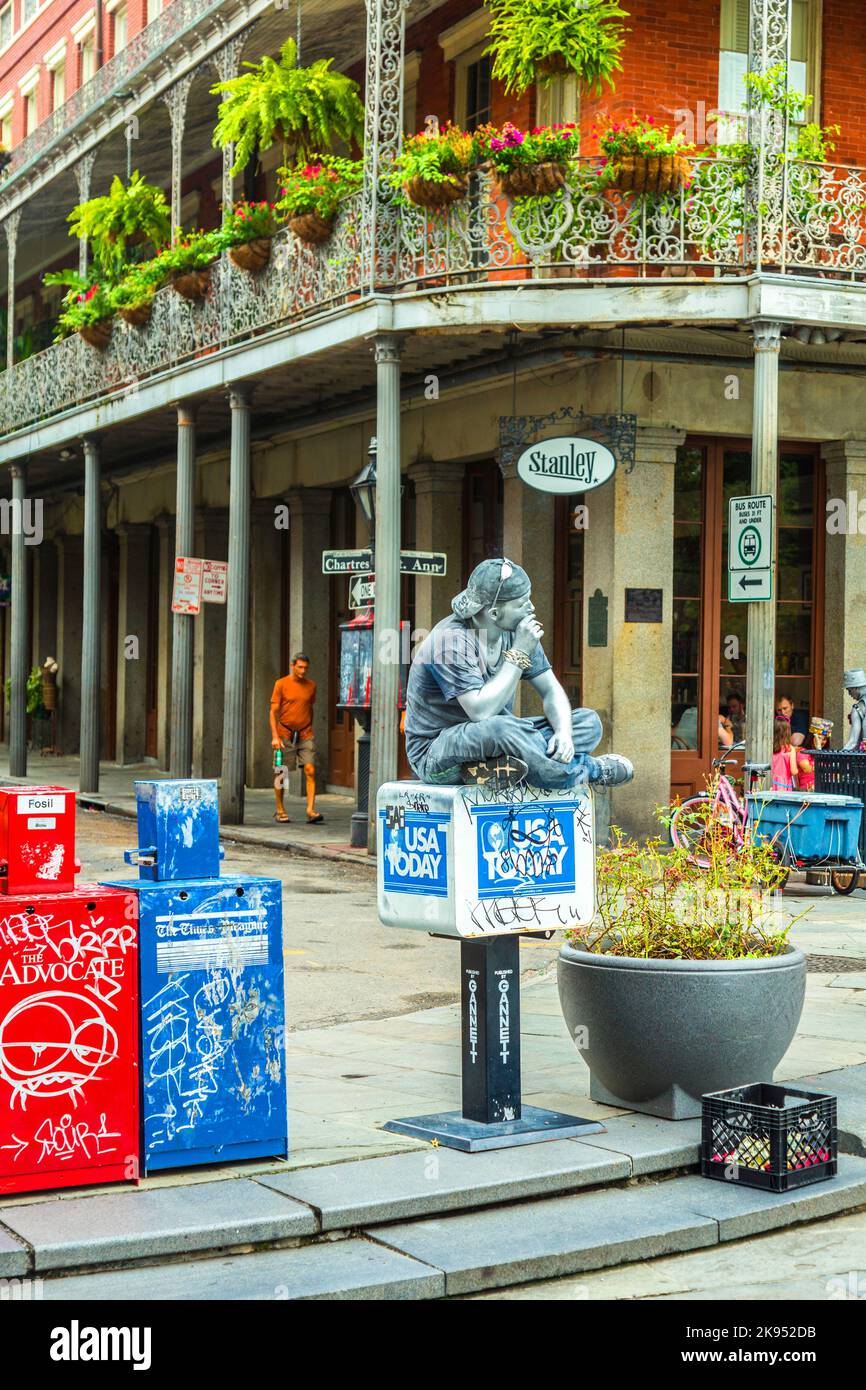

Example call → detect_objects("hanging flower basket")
229 236 273 271
404 174 468 211
535 51 570 77
498 161 567 199
287 212 334 246
609 153 691 196
78 319 113 349
118 302 152 327
170 266 213 300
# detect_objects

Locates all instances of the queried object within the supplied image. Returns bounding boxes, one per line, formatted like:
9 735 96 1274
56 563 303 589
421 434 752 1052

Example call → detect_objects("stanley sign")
516 436 616 495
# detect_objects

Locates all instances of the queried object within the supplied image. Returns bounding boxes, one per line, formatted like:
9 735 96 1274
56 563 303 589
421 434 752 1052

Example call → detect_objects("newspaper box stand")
0 786 79 895
0 882 140 1196
105 778 288 1174
376 780 605 1151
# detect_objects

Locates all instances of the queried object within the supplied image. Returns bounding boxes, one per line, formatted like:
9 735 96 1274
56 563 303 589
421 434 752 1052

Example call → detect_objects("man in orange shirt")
270 653 324 824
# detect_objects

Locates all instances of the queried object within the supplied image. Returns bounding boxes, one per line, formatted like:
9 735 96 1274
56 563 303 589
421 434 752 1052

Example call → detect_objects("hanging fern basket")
498 161 567 199
171 266 213 300
535 51 570 77
118 302 152 327
78 319 113 349
288 213 334 246
229 237 273 271
404 175 468 211
610 154 691 196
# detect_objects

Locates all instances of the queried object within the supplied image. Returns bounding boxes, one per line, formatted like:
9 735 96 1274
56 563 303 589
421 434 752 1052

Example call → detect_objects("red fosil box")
0 786 80 895
0 885 140 1196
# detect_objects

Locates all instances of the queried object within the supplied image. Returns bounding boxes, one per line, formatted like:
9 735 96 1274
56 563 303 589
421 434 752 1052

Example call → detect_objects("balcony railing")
5 155 866 436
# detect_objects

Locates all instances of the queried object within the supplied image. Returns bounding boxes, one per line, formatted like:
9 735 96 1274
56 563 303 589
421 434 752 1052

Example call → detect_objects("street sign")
322 549 373 575
728 493 774 602
349 574 376 609
399 550 447 576
172 556 203 614
202 559 228 604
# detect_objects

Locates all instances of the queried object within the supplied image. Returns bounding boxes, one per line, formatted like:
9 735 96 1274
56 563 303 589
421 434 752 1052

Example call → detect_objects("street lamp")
350 437 378 551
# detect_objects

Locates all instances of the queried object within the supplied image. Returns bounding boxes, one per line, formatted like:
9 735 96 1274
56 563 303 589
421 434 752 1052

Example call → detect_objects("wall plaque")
625 588 663 623
587 589 608 648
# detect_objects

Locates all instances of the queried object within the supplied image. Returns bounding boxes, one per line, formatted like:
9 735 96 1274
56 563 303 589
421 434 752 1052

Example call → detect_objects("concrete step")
34 1156 866 1301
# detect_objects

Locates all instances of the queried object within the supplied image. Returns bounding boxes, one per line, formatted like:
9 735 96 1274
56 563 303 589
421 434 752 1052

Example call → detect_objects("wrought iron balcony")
5 153 866 437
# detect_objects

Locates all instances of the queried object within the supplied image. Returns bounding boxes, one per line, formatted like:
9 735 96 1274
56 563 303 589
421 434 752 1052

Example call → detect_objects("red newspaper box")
0 884 140 1196
0 786 79 896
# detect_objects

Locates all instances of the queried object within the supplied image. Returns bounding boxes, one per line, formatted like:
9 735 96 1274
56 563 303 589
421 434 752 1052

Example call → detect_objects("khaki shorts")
279 736 316 772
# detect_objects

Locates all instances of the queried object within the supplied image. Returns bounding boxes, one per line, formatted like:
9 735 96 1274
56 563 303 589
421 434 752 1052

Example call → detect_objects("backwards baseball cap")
451 557 531 619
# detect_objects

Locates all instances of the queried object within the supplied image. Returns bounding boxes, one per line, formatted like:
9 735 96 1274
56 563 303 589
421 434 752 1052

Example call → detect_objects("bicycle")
669 741 861 893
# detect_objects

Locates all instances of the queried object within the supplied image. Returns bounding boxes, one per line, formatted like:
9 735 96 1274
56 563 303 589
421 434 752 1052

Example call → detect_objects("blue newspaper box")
105 873 288 1172
125 779 222 881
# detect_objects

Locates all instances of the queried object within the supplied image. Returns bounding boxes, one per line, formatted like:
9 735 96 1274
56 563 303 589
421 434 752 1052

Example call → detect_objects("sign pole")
746 323 782 770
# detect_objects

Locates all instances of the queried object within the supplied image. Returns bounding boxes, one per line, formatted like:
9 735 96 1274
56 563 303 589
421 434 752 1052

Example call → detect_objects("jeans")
412 708 604 790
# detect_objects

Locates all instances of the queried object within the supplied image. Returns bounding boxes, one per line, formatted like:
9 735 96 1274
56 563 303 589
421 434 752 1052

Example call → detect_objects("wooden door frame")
671 434 825 796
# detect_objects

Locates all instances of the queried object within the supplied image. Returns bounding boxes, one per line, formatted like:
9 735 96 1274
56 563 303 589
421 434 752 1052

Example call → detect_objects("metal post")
747 0 792 268
170 403 196 777
746 321 782 769
4 210 21 374
461 936 522 1124
211 36 244 214
73 151 97 278
367 336 402 851
220 384 252 823
79 436 102 793
362 0 407 291
163 74 194 241
9 464 28 778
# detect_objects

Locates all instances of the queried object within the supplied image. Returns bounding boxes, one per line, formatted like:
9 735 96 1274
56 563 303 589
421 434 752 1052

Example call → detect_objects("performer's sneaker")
460 755 529 789
592 754 634 788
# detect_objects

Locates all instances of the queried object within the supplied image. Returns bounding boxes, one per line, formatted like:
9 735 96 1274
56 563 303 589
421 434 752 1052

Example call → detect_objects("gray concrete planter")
557 942 807 1120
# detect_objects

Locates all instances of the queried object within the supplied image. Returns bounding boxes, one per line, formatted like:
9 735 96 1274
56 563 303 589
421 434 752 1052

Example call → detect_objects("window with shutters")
536 73 579 130
717 0 821 144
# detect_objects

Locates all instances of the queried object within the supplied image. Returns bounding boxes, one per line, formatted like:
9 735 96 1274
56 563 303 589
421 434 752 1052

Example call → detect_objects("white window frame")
0 91 13 147
717 0 822 144
536 72 580 130
0 4 13 54
106 0 128 53
147 0 162 23
45 38 67 111
18 64 40 137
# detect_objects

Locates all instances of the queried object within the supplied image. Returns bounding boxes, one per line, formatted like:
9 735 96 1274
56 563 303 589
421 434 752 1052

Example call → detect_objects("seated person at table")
404 558 634 790
725 690 746 742
776 693 809 748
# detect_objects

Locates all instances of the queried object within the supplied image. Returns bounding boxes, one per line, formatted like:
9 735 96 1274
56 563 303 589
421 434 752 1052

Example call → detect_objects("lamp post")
341 438 378 849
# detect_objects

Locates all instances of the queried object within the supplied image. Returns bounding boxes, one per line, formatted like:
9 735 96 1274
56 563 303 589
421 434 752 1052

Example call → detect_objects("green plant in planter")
4 667 47 717
43 270 115 342
485 0 629 96
390 123 481 211
211 37 365 176
277 158 363 219
479 121 581 197
149 228 224 276
108 259 168 322
67 171 171 275
218 199 285 246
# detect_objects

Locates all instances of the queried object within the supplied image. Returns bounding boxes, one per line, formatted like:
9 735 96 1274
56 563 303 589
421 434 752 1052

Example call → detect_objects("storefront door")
671 439 824 799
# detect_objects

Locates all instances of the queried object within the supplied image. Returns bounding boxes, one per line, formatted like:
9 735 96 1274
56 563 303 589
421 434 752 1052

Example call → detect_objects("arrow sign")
729 568 772 602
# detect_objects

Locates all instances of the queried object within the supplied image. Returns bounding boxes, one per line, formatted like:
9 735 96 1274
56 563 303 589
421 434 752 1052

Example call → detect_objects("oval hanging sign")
516 436 617 494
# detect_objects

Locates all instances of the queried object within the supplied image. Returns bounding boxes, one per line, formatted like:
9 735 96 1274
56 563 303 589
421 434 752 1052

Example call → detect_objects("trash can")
814 751 866 862
747 790 864 865
0 883 140 1196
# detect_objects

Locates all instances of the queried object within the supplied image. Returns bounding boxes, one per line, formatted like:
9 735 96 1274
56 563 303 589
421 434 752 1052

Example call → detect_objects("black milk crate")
701 1083 837 1193
814 751 866 861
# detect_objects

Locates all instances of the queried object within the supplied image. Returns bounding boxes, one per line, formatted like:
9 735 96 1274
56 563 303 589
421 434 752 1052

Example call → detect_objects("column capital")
176 401 199 426
80 434 100 456
634 425 687 466
751 320 784 353
228 382 253 410
408 458 465 493
372 334 404 365
821 438 866 473
9 463 25 482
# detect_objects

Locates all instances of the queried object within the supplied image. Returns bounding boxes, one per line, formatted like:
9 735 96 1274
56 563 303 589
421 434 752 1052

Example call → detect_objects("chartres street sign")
728 493 774 603
516 436 617 494
322 549 373 575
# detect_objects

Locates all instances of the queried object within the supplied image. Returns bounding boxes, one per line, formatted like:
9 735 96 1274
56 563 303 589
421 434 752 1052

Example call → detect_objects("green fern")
212 36 365 175
67 172 171 275
485 0 629 97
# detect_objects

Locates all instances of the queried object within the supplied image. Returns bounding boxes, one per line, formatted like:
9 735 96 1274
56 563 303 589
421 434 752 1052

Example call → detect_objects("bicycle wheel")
669 795 739 868
831 869 861 896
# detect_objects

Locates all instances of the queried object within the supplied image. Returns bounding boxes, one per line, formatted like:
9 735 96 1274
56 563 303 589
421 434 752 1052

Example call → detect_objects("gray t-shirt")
404 613 551 764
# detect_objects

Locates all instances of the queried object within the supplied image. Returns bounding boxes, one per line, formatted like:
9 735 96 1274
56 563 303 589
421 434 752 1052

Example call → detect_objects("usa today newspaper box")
377 780 601 1150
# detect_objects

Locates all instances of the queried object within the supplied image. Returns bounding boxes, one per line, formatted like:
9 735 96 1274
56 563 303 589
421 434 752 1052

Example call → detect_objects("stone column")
155 514 174 770
368 336 402 849
582 426 685 839
221 385 252 823
115 523 151 765
79 437 102 792
287 487 332 785
821 440 866 734
56 535 84 755
500 457 556 718
192 509 228 779
247 499 283 788
746 321 782 768
408 459 464 633
9 464 28 777
4 211 21 374
32 539 58 668
170 403 196 777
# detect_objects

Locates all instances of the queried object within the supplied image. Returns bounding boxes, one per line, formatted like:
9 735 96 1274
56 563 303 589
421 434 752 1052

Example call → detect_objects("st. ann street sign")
516 436 617 495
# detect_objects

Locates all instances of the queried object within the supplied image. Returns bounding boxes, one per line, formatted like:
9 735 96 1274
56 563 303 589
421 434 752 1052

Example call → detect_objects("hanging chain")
296 0 302 62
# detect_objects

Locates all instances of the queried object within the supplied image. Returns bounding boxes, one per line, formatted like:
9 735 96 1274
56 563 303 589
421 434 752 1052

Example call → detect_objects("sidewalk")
0 747 369 868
